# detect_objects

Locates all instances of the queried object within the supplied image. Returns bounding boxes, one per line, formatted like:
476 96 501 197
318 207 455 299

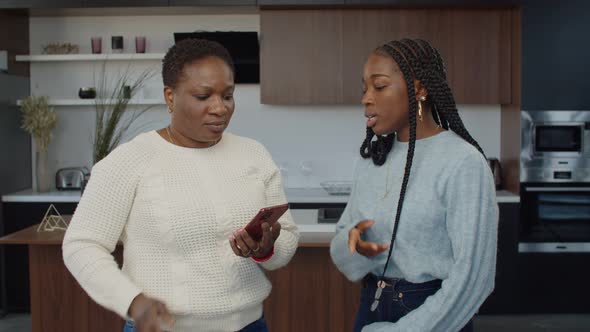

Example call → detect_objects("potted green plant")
19 96 58 192
93 63 156 164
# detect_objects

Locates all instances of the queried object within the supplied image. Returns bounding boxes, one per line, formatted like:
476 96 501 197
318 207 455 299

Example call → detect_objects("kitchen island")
0 188 520 331
0 224 361 332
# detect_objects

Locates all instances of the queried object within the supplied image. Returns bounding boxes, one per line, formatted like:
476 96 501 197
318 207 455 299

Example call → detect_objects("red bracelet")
251 246 274 263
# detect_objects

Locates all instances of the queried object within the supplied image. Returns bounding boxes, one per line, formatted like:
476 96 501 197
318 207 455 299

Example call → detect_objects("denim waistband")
362 274 442 292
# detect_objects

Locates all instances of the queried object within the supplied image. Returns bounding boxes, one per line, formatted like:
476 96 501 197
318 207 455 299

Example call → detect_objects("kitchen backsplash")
28 14 501 189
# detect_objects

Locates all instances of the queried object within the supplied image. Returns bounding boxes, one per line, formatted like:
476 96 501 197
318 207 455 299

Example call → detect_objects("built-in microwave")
521 110 590 183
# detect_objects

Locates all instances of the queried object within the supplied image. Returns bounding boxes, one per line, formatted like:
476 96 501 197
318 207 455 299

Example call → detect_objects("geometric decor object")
36 204 69 232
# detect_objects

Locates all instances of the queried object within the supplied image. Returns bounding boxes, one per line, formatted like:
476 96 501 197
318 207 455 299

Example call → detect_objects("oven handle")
519 242 590 253
524 187 590 192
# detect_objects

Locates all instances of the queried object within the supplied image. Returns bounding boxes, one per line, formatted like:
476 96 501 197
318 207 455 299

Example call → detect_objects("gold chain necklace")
165 126 221 148
165 126 177 145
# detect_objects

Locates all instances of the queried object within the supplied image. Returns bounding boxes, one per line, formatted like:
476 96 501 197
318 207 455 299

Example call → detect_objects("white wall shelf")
16 53 165 62
16 99 165 106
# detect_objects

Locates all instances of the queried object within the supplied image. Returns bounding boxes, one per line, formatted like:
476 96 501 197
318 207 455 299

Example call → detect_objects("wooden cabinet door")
1 202 78 312
258 0 343 5
29 0 81 6
343 9 512 105
261 8 512 105
264 247 360 332
341 9 446 104
446 9 512 104
260 10 345 104
170 0 255 5
83 0 168 7
342 9 512 104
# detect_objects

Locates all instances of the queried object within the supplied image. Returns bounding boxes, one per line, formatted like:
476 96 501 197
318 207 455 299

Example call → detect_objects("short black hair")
162 38 235 88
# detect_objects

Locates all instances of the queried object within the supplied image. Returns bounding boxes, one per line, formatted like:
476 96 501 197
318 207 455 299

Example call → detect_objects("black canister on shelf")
78 87 96 99
111 36 124 53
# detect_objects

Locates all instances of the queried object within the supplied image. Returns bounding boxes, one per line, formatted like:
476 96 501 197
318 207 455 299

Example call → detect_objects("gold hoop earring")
168 107 173 114
418 101 423 122
434 104 442 128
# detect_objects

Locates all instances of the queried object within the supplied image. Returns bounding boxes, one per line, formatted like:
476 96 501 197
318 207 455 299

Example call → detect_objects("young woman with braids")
330 38 498 332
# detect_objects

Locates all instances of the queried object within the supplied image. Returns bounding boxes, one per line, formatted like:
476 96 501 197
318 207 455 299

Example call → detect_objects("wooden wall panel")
500 8 521 194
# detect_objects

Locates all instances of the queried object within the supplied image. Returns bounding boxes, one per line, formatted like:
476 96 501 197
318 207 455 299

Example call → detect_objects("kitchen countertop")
1 188 520 245
1 188 520 203
2 189 82 203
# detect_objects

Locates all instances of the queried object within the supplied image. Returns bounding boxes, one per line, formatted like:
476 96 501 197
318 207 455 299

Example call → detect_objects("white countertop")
1 188 520 203
495 190 520 203
2 189 82 203
1 188 519 244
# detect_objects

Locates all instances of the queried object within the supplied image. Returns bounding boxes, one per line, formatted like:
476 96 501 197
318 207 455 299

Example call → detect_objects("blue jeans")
123 315 268 332
354 274 474 332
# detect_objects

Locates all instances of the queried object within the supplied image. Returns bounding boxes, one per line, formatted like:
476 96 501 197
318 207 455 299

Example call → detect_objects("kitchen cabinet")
0 226 124 332
31 0 81 7
514 253 590 313
258 0 343 5
0 0 30 8
479 202 519 314
344 0 521 5
260 8 513 105
522 0 590 110
0 202 77 312
0 0 81 8
170 0 256 5
83 0 167 7
264 246 359 332
260 10 345 104
259 0 522 6
479 201 590 314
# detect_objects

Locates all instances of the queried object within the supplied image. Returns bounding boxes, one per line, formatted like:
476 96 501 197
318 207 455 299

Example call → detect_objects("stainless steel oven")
520 110 590 252
520 185 590 252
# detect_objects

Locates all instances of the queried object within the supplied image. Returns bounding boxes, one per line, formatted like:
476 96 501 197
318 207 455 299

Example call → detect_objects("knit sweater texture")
63 131 299 332
330 131 498 332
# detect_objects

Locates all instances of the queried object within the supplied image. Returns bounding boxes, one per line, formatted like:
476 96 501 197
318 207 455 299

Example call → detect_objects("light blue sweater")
330 131 498 332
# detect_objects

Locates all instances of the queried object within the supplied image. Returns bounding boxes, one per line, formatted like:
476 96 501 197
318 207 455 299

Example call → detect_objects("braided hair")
360 39 486 288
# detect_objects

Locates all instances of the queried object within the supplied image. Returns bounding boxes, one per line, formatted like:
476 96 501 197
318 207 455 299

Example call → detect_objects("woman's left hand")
229 222 281 259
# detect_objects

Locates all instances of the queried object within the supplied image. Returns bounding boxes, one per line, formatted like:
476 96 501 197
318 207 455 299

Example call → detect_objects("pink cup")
135 37 146 53
91 37 102 54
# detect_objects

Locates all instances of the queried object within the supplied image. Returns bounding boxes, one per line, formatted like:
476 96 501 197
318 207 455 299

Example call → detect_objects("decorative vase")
35 149 52 192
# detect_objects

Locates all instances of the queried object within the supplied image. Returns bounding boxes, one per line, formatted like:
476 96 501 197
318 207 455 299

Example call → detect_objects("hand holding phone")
229 203 288 259
244 203 288 241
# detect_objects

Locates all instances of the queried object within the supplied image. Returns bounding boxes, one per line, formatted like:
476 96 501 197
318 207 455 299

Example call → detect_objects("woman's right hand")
348 220 390 257
128 293 175 332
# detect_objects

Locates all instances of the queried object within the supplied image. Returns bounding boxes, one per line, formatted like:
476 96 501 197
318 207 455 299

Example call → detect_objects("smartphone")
244 203 289 241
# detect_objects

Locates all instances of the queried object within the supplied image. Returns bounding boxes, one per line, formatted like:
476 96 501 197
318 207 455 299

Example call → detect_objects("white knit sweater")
62 131 299 332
